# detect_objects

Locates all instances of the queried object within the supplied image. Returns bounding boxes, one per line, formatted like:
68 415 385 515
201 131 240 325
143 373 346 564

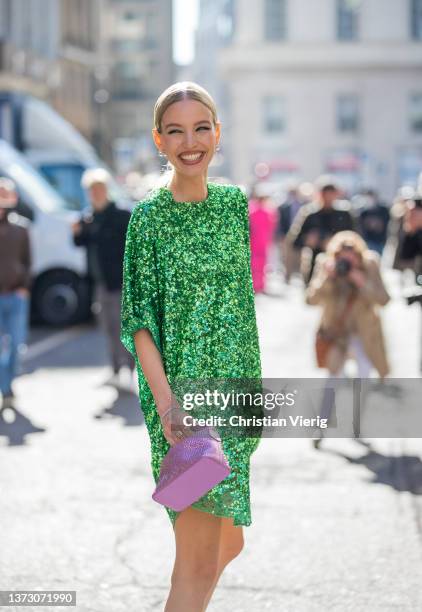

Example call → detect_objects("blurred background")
0 0 421 195
1 4 422 609
0 0 421 327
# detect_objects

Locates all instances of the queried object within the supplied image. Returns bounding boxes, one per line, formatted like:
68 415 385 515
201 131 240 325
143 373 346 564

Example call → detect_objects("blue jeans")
0 292 29 396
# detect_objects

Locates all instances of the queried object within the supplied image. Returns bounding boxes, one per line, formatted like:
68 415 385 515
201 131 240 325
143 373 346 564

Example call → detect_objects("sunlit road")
1 268 422 612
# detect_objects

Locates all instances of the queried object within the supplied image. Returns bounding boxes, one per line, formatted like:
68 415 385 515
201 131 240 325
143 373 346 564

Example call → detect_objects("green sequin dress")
120 181 262 528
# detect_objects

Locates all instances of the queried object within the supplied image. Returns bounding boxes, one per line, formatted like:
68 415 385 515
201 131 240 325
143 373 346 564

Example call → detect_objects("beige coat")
305 252 390 377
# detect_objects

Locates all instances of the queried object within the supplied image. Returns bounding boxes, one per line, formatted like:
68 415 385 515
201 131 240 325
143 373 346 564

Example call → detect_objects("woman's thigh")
218 517 244 562
173 507 222 571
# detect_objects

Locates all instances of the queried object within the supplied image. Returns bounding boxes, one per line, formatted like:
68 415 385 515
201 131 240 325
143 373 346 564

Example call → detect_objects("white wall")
221 0 422 197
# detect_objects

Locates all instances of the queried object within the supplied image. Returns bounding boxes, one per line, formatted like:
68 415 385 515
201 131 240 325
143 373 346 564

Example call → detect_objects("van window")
40 163 90 211
0 161 68 214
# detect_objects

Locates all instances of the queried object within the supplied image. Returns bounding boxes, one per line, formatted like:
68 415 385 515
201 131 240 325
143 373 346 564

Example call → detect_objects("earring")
215 145 221 153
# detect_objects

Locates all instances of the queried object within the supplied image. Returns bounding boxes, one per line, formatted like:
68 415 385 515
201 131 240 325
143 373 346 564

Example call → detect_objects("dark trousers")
95 284 135 373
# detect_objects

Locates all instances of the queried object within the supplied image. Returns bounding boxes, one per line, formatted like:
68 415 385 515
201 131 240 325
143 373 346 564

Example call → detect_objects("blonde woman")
306 230 390 377
120 82 262 611
306 231 390 447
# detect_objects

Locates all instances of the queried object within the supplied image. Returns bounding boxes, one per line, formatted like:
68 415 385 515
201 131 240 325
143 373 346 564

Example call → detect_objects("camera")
335 258 352 277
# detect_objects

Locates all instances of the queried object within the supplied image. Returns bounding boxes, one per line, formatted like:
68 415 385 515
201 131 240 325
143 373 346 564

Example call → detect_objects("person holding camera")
306 230 390 377
305 231 390 447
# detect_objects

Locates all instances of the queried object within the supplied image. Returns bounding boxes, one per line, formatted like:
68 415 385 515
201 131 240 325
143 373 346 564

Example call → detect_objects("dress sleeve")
120 202 162 360
236 187 252 253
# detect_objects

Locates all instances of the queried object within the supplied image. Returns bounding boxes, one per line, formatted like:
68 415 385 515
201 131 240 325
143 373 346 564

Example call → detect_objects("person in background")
0 177 31 410
276 183 304 283
286 178 355 285
400 196 422 261
72 168 135 387
357 189 390 256
389 186 422 278
400 196 422 372
305 231 390 448
248 183 278 294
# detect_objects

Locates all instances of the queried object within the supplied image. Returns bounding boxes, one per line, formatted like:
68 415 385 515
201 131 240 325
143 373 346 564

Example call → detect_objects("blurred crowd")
247 173 422 446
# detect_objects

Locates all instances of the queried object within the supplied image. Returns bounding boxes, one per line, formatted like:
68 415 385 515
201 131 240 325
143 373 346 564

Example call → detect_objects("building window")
410 93 422 132
264 0 287 41
336 95 360 133
337 0 360 41
123 10 139 21
112 39 143 53
263 96 286 133
411 0 422 39
113 61 143 99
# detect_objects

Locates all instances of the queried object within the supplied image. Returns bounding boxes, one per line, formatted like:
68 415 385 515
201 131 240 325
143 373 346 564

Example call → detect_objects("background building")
191 0 235 178
0 0 174 169
106 0 174 172
220 0 422 198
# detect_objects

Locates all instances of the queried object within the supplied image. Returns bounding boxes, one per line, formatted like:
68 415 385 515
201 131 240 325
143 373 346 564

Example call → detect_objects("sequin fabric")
120 182 262 528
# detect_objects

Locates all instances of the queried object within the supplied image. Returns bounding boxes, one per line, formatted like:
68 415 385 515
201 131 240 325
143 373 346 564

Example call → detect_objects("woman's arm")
133 328 172 414
357 257 390 306
121 203 190 445
133 328 191 445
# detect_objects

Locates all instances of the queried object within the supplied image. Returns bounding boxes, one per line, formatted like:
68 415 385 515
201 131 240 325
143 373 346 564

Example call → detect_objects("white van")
0 91 131 211
0 139 92 326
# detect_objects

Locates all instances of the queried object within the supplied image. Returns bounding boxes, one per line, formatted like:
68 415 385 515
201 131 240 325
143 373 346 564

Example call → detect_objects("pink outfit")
248 199 277 293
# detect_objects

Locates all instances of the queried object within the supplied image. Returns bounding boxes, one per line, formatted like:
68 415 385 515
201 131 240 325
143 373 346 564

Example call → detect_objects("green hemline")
169 506 252 530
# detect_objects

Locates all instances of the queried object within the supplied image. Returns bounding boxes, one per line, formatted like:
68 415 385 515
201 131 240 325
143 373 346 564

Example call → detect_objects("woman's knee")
220 530 244 565
171 557 219 589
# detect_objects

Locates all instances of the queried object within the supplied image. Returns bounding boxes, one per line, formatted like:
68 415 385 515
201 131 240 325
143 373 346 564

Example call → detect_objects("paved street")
1 270 422 612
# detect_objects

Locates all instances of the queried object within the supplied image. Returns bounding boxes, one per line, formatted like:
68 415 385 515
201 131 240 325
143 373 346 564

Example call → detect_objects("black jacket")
73 202 131 291
276 199 303 237
400 230 422 260
287 200 355 252
286 200 355 284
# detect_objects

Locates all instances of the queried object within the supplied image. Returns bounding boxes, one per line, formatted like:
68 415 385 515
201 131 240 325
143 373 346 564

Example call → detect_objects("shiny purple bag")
152 428 231 512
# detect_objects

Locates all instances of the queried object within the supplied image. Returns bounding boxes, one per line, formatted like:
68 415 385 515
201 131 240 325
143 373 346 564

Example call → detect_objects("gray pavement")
1 271 422 612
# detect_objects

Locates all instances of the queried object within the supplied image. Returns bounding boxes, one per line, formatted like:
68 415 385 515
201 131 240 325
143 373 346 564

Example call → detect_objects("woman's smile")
178 151 207 165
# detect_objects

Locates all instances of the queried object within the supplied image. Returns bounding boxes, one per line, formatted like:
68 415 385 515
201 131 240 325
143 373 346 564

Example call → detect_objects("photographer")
306 231 390 379
305 231 390 448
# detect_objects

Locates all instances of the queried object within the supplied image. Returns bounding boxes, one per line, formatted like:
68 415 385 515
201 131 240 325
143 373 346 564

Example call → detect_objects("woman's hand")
158 399 193 446
348 268 367 289
323 259 336 279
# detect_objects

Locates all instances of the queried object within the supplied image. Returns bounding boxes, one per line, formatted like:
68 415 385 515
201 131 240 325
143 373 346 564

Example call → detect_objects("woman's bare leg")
201 518 244 611
164 507 222 612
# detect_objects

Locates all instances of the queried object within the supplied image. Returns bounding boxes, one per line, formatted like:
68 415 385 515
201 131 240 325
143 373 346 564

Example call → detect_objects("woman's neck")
167 172 208 202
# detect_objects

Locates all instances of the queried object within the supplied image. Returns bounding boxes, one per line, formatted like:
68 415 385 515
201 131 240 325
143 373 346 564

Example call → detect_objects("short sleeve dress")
120 181 262 528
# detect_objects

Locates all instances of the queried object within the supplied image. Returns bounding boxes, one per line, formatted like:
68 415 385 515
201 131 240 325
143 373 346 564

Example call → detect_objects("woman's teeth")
180 152 205 162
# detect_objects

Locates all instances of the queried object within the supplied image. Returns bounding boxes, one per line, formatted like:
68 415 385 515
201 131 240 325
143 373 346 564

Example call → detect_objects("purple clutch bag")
152 428 231 512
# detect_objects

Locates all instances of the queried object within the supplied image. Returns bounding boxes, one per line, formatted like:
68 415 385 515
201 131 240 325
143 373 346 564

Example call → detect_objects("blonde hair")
153 81 218 134
326 231 368 260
